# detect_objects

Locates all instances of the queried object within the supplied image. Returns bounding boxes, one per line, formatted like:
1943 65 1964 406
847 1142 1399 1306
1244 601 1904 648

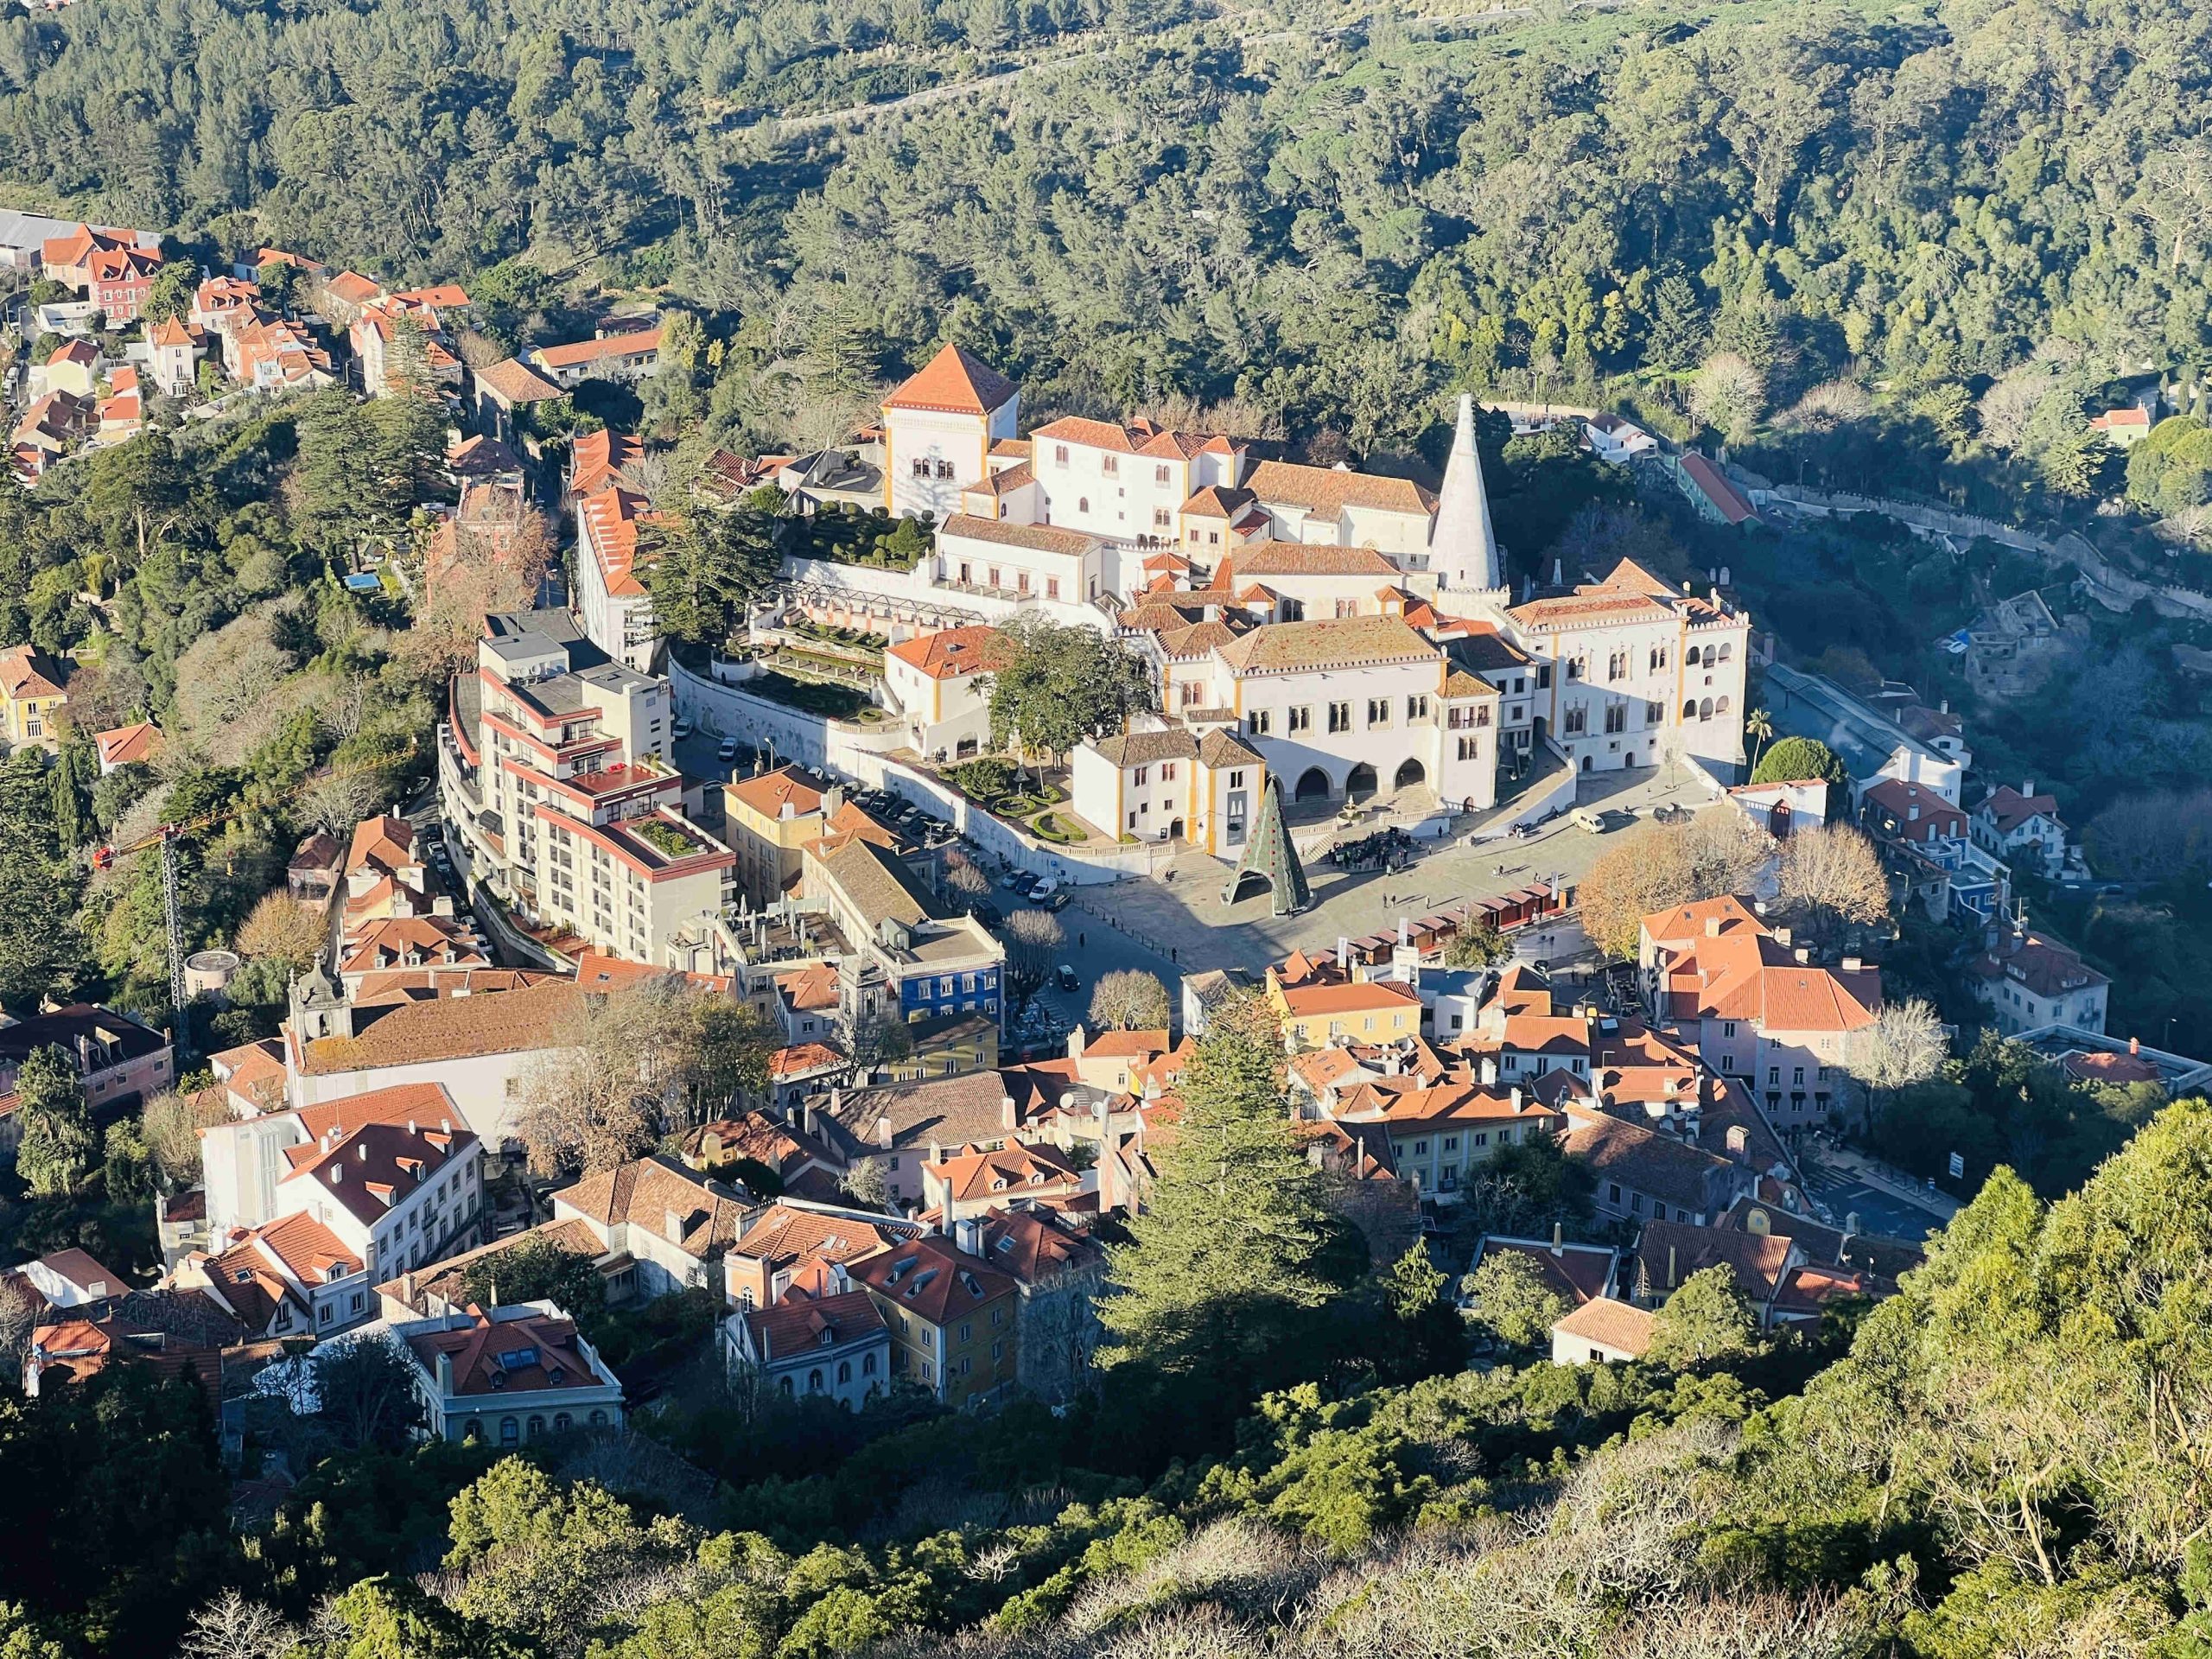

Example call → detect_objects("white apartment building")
575 485 658 672
442 607 734 964
188 1080 483 1335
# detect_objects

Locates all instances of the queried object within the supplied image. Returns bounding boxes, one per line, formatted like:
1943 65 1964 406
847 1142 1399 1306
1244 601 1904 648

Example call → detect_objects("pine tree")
1097 995 1339 1414
15 1046 95 1198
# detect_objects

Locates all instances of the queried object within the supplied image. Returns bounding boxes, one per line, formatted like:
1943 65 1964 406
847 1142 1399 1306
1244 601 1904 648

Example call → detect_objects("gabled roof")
474 356 564 404
554 1155 751 1259
298 978 583 1075
886 625 1001 680
0 644 67 702
282 1116 476 1226
1552 1295 1655 1357
882 343 1018 416
1243 459 1434 518
1217 615 1437 676
407 1305 606 1396
850 1233 1018 1325
727 764 829 821
745 1287 885 1361
92 722 159 768
1276 976 1422 1019
974 1205 1104 1286
1978 785 2064 835
534 327 662 370
927 1139 1081 1203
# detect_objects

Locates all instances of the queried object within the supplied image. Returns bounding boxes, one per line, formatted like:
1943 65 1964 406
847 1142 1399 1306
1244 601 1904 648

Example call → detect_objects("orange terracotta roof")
882 342 1017 416
886 625 1001 679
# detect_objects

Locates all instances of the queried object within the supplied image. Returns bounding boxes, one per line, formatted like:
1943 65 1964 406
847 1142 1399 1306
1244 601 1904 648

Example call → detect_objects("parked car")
999 869 1032 893
1027 879 1058 904
718 738 740 762
1569 807 1610 834
1039 888 1071 912
671 721 694 741
970 901 1003 931
1054 963 1079 993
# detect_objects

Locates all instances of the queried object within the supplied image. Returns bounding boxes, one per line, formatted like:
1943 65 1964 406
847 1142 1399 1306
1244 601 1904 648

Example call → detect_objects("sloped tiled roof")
554 1155 752 1259
882 343 1018 416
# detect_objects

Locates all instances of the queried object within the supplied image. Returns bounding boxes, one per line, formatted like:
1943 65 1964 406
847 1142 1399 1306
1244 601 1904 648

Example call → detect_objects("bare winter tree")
942 850 992 909
1089 969 1171 1032
177 1591 297 1659
1776 823 1892 945
1002 908 1065 1004
1578 809 1777 960
400 493 556 680
516 980 772 1175
1845 997 1948 1132
143 1087 245 1183
296 766 384 840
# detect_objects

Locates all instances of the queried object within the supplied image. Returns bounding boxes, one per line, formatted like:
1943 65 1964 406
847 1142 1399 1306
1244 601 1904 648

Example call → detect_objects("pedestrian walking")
1078 931 1086 947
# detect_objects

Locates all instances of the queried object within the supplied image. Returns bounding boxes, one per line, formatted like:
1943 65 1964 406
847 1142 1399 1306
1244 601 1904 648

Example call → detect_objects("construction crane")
86 741 419 1063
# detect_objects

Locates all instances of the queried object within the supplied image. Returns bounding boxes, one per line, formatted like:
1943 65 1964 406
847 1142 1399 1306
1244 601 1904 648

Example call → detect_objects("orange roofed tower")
880 343 1021 523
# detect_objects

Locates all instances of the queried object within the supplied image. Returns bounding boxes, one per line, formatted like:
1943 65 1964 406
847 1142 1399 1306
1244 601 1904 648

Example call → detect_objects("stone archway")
1345 762 1379 801
1295 766 1332 801
1393 758 1426 790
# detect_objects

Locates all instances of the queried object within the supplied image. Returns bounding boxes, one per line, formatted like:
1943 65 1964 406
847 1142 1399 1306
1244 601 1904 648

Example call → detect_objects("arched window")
589 1409 608 1427
1078 497 1090 513
499 1416 519 1446
1681 700 1696 721
1718 643 1732 663
862 1352 879 1375
837 1360 852 1384
1699 697 1713 721
554 1413 572 1433
1703 645 1718 669
808 1368 825 1392
526 1414 545 1440
462 1419 482 1444
1717 695 1731 715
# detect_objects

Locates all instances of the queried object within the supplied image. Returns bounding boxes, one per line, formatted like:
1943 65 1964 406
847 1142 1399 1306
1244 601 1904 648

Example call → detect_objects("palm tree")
1745 706 1774 769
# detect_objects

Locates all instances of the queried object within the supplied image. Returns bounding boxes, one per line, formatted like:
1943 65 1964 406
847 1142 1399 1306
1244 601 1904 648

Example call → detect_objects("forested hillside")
4 0 2210 495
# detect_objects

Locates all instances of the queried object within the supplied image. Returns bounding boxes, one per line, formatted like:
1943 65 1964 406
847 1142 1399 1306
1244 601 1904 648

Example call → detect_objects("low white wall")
668 656 1143 886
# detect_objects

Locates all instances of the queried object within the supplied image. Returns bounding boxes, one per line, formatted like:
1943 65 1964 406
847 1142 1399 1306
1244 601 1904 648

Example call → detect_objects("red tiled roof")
882 343 1017 416
851 1234 1017 1325
535 327 663 370
744 1287 884 1360
408 1306 603 1395
886 625 1001 680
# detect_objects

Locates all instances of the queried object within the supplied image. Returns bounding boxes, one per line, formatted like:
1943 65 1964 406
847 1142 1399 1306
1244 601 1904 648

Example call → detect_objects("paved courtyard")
1064 755 1726 983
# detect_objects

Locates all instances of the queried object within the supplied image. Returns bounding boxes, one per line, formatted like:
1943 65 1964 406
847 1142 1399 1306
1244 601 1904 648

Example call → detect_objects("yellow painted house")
0 645 68 750
1265 966 1422 1051
721 765 832 906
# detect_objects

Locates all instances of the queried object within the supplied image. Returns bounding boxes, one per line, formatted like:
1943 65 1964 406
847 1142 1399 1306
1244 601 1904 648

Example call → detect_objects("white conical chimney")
1428 394 1502 592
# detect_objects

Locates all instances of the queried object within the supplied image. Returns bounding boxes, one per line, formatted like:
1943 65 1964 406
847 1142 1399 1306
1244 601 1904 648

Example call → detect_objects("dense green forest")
0 393 443 1029
4 0 2211 523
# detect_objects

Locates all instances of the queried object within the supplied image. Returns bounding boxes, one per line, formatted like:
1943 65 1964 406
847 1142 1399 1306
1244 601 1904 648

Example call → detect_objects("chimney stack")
1510 1085 1524 1112
1726 1125 1750 1162
664 1207 684 1243
1706 917 1723 937
2131 1036 2142 1055
1337 936 1349 972
1002 1095 1018 1132
1774 925 1792 948
1479 1054 1499 1087
1668 1245 1678 1289
1550 1220 1563 1256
